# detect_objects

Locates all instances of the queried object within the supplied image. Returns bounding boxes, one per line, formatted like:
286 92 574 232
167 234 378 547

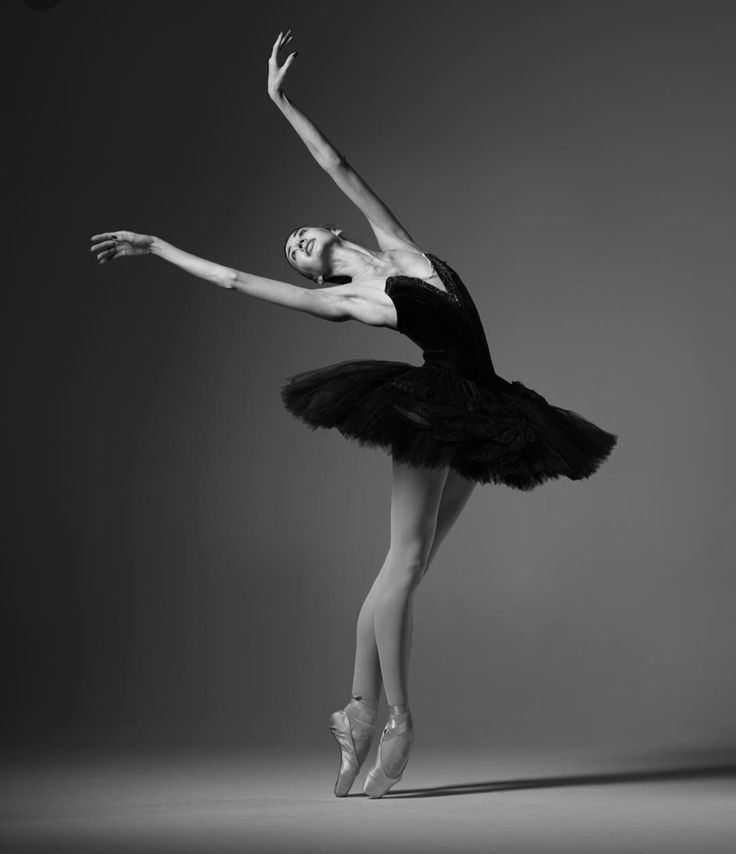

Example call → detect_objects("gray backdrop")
4 0 736 757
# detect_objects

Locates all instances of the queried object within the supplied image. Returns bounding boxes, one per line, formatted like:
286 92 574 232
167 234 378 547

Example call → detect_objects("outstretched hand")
267 29 297 100
90 230 153 264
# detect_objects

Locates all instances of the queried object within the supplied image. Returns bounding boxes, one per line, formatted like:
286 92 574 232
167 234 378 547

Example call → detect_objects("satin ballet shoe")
328 699 377 797
363 710 413 799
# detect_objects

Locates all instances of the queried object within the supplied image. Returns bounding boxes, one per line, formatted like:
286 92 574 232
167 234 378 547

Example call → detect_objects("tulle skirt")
280 359 618 490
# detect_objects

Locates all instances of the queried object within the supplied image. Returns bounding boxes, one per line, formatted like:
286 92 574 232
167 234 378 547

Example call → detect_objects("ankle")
345 695 378 724
351 693 378 710
388 703 410 717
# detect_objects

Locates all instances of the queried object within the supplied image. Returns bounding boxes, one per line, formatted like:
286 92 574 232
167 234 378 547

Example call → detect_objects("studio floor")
2 746 735 853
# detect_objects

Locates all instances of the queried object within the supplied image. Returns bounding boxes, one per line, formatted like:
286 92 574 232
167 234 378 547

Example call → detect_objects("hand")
89 230 153 264
267 29 297 101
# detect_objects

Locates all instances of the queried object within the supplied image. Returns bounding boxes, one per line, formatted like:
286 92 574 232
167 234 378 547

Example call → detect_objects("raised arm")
89 231 350 322
267 30 419 252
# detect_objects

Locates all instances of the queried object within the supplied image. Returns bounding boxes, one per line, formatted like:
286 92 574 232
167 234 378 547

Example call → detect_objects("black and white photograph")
4 1 736 852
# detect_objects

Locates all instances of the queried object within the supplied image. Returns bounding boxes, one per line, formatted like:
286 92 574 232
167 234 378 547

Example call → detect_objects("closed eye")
290 228 307 260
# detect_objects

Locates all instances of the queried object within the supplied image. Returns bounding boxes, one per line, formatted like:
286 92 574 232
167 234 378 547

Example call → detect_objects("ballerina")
90 29 617 799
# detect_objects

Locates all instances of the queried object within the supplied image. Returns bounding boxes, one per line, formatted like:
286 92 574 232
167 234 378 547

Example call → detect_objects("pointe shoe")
363 710 413 798
328 700 377 797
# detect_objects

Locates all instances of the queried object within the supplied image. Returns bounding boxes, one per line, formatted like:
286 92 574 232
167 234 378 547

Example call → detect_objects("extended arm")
89 231 349 321
267 31 417 250
151 237 349 320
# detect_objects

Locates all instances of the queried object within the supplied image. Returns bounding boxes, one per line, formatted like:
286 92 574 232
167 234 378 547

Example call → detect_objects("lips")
307 238 315 255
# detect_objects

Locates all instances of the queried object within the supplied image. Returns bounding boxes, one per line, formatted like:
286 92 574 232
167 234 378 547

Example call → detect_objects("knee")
385 546 430 589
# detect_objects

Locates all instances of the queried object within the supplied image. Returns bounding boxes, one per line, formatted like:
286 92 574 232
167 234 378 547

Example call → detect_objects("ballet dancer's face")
284 225 342 282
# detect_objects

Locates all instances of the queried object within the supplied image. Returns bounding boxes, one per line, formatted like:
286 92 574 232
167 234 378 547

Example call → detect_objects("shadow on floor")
360 761 736 798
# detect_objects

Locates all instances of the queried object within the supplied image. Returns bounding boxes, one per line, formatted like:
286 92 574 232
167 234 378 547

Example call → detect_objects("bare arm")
270 90 343 171
267 31 418 250
89 231 350 321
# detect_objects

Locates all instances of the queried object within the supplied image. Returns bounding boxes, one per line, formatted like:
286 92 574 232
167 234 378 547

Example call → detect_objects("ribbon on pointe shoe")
363 711 413 798
329 699 377 797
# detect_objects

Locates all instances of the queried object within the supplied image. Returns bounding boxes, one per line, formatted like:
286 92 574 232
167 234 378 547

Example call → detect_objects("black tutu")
280 358 618 491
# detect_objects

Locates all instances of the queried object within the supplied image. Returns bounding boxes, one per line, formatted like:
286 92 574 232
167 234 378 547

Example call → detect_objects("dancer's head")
283 224 350 285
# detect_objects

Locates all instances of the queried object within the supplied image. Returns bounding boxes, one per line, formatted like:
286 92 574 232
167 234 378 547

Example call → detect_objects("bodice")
384 253 498 388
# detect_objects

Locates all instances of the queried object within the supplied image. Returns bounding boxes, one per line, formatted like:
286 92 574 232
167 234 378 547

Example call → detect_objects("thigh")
426 469 477 569
389 458 450 565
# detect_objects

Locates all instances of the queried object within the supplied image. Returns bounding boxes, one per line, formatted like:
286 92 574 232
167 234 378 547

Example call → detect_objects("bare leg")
332 460 447 798
351 564 387 704
361 462 477 797
351 466 477 705
386 468 477 700
372 459 450 707
424 468 477 574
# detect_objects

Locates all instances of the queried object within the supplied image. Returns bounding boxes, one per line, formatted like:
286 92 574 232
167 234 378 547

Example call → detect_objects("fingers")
89 239 115 253
96 248 117 264
269 31 281 62
269 29 295 63
90 233 120 264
